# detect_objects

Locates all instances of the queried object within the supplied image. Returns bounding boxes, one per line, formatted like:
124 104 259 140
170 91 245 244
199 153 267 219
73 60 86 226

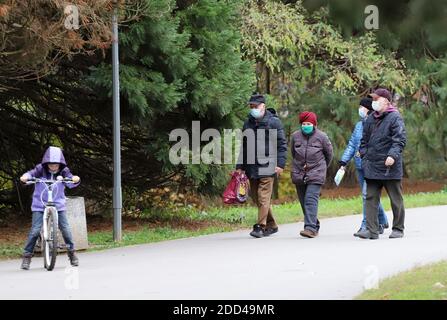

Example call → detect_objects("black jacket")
236 110 287 179
359 110 407 180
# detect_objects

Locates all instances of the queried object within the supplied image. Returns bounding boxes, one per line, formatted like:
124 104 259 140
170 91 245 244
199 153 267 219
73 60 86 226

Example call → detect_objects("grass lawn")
356 261 447 300
1 190 446 259
210 190 447 226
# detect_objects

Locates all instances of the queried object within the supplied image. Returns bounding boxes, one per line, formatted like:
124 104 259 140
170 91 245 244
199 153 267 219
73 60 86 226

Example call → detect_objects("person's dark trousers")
296 184 321 233
24 211 75 254
365 179 405 237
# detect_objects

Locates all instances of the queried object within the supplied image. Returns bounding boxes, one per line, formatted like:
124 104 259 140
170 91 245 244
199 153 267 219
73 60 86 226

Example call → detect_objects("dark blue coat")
236 110 287 179
359 110 407 180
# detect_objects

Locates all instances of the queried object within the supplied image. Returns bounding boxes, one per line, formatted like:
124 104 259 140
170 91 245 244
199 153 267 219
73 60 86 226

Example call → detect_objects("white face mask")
359 108 367 118
371 101 381 111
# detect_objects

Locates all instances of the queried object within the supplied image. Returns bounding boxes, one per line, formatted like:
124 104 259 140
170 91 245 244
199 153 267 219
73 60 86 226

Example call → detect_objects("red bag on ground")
222 171 250 204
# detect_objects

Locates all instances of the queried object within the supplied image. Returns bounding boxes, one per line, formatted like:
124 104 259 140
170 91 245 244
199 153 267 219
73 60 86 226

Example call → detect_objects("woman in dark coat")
290 111 333 238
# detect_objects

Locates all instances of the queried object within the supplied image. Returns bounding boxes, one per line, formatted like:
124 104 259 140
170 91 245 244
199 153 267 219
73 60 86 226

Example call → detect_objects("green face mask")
301 124 314 135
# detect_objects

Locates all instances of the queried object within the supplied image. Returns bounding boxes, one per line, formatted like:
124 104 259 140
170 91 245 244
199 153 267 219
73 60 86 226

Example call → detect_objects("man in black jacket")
357 88 407 240
236 94 288 238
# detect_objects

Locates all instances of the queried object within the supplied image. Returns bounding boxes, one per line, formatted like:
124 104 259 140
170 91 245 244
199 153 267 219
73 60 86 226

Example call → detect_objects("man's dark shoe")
250 224 264 238
379 224 385 235
389 230 404 239
21 253 32 270
357 229 379 240
300 229 318 238
353 228 365 237
67 250 79 267
263 227 278 236
383 223 390 229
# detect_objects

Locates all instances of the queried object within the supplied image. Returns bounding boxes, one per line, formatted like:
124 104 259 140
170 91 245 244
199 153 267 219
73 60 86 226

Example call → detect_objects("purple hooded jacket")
24 147 80 212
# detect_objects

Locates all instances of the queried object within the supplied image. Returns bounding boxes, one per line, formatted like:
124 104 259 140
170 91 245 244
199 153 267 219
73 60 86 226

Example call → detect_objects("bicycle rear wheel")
43 208 58 271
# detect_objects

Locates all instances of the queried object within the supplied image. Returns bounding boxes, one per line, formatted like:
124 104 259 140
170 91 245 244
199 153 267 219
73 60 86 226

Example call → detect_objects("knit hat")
299 111 317 126
360 97 373 111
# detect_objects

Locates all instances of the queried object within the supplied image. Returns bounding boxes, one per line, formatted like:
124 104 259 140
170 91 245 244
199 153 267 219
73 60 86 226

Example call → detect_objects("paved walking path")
1 205 446 299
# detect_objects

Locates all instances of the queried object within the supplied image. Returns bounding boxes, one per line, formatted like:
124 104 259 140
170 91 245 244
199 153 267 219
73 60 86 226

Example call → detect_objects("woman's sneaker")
21 253 32 270
355 226 385 236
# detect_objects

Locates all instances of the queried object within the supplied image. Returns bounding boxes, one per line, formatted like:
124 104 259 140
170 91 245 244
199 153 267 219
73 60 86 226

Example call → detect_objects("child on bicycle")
19 146 81 270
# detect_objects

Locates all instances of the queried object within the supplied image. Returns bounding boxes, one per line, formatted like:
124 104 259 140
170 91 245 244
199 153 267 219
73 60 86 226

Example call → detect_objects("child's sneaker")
21 253 33 270
67 250 79 267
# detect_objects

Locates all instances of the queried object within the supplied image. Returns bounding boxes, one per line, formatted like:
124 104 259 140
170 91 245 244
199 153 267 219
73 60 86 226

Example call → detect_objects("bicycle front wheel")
43 208 58 271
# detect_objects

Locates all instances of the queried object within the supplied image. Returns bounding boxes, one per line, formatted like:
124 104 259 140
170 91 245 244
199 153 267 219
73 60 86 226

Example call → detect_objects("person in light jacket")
339 97 389 237
19 146 81 270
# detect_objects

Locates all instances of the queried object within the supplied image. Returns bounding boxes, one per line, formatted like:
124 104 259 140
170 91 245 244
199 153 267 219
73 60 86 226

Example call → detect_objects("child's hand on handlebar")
20 175 28 183
57 175 80 183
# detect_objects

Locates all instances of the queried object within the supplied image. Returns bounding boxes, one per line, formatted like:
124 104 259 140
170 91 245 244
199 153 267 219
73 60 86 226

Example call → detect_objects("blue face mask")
250 108 263 119
301 124 314 135
359 108 367 119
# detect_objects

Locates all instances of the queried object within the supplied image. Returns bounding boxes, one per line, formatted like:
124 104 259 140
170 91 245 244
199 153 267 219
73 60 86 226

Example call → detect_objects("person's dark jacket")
290 128 333 185
359 108 407 180
236 109 287 179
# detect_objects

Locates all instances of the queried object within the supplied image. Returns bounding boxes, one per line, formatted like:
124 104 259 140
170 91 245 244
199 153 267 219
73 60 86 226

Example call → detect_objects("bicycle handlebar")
25 177 76 185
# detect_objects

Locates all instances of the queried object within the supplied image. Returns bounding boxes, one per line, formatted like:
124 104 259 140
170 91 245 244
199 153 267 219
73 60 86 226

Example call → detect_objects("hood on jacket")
41 146 67 169
385 104 399 113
